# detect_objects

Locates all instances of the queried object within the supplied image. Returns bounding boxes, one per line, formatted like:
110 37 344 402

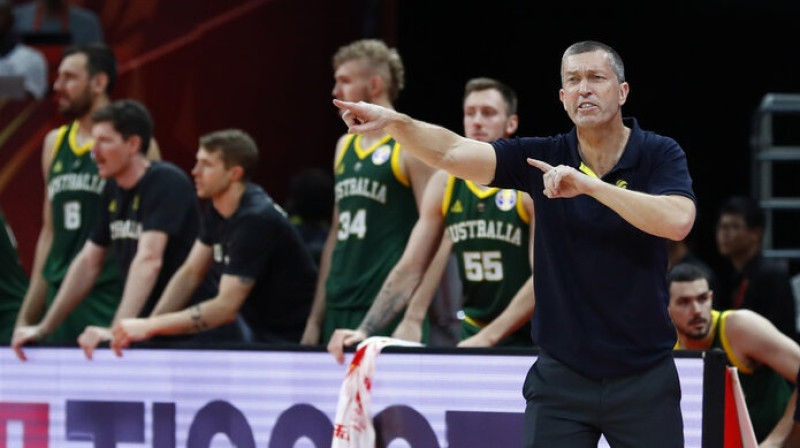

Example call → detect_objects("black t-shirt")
199 183 316 342
91 161 215 316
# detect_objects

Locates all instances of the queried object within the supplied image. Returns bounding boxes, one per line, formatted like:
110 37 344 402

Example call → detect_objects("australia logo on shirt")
495 189 517 211
371 145 392 165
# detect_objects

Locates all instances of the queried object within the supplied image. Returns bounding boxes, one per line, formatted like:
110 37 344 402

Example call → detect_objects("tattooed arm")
149 241 213 315
327 170 450 364
110 273 255 356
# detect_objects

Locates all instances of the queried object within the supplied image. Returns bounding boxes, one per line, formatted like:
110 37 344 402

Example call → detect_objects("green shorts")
45 278 122 343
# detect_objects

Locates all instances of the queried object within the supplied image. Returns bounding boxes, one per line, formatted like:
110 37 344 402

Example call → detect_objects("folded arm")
112 272 254 356
529 158 694 241
11 240 106 360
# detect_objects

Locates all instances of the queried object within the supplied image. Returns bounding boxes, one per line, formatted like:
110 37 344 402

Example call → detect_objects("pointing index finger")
527 158 552 173
332 98 349 110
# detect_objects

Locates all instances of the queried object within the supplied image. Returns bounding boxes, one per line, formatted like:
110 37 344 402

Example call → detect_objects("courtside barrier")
0 345 724 447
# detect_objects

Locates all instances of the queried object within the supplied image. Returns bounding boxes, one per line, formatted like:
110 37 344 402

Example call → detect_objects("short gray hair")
562 40 625 83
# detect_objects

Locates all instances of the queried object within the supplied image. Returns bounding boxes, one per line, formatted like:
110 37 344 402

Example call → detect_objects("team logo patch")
495 189 517 211
371 145 392 165
615 179 628 189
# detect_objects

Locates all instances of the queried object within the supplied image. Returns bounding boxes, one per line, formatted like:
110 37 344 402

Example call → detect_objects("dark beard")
60 95 93 120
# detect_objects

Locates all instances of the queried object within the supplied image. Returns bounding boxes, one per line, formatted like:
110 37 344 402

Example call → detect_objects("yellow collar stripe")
353 133 392 159
578 162 597 178
69 121 93 156
464 180 498 198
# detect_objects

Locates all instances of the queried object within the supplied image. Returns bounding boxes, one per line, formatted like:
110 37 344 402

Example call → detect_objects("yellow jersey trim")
333 134 356 170
465 180 498 198
442 174 456 216
464 315 488 329
68 121 93 156
719 310 752 374
391 142 410 187
51 124 69 159
353 133 392 159
516 192 530 224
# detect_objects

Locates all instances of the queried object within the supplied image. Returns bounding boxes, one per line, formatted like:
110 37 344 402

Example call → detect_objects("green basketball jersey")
42 122 123 342
707 310 792 442
0 208 28 344
443 176 532 346
324 134 418 325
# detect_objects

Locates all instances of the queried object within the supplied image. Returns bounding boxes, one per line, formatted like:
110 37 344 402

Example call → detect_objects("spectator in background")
12 44 159 353
0 207 28 344
111 129 317 350
327 77 535 364
715 195 797 342
285 167 333 267
13 0 103 45
0 0 46 99
300 39 436 345
11 99 211 361
669 262 799 445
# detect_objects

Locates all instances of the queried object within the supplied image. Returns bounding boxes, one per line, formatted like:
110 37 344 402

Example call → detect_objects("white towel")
331 336 422 447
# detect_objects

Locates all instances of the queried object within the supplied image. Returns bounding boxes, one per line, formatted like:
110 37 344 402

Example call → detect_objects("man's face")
191 146 234 199
715 214 759 258
463 89 516 142
331 59 373 107
559 49 628 129
90 122 137 180
668 278 713 342
53 53 94 120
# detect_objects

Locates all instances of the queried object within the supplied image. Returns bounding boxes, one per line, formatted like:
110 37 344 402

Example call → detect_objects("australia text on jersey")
47 173 105 199
446 220 523 246
334 177 387 204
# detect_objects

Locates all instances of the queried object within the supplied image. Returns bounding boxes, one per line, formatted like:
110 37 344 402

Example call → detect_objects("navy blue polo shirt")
490 118 695 380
